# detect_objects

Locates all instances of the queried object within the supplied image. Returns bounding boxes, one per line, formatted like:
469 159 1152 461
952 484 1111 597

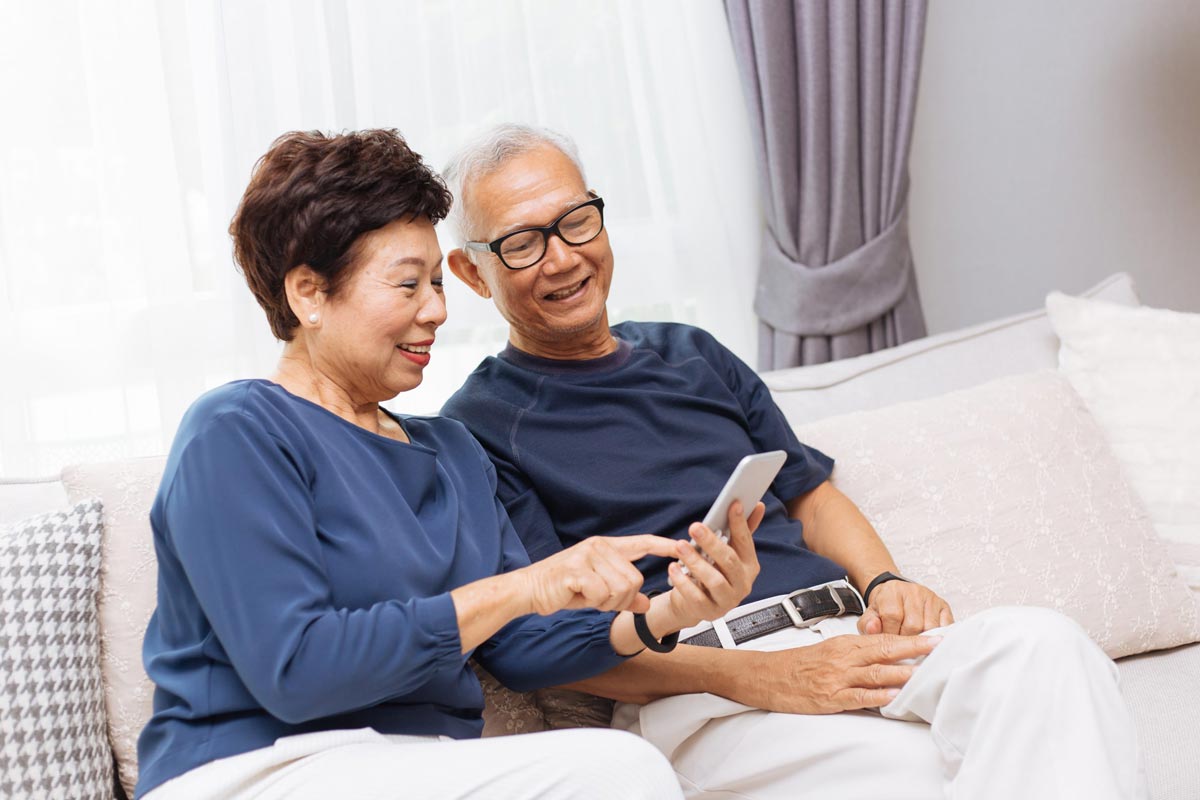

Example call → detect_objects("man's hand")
739 633 942 713
858 581 953 636
655 500 764 632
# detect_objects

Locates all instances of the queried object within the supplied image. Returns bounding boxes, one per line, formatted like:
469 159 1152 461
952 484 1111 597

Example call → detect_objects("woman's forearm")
450 570 535 653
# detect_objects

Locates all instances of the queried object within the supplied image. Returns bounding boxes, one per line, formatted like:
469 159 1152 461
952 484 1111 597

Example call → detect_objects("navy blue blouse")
137 380 623 797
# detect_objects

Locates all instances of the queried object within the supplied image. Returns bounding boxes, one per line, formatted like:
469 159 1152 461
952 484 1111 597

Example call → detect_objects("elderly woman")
135 129 762 800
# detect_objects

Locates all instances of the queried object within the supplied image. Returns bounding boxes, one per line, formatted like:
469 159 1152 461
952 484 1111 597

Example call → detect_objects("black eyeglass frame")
464 195 605 271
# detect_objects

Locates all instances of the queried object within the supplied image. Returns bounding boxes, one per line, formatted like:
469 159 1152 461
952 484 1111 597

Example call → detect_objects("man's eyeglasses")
465 196 605 270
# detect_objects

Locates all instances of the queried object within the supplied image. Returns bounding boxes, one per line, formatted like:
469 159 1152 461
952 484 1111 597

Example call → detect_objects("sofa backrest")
0 476 69 524
763 272 1139 425
63 455 166 798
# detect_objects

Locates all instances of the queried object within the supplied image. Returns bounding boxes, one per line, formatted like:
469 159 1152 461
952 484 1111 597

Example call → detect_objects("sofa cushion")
0 499 112 799
1047 291 1200 589
763 272 1139 423
792 370 1200 658
63 456 166 799
1117 642 1200 800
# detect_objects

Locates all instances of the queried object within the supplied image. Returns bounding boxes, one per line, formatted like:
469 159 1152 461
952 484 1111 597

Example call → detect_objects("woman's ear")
448 249 492 300
284 265 327 326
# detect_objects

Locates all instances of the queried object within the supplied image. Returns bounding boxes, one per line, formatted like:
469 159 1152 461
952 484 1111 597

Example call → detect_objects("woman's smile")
396 340 433 366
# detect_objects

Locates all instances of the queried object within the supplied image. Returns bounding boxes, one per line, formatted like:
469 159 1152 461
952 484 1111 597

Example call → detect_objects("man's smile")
543 276 590 302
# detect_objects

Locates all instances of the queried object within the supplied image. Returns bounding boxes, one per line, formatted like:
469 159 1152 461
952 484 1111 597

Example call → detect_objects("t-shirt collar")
500 336 633 376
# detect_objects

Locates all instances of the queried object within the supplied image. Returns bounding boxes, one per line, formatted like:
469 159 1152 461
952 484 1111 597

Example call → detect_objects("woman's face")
312 217 446 402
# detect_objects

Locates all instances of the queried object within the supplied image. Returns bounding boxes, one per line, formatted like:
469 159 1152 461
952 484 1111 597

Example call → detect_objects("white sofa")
2 272 1197 799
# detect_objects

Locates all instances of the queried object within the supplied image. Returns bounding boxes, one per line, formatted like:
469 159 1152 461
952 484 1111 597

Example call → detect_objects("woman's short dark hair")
230 129 452 340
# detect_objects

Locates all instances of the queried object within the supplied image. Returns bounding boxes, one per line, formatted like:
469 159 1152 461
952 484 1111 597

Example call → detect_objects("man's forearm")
559 645 768 706
788 481 898 593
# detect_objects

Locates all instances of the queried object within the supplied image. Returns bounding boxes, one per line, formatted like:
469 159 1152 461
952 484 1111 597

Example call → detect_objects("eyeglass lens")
500 203 603 268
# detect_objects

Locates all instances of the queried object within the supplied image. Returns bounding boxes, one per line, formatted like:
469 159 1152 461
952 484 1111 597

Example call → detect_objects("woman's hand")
654 500 765 633
519 534 681 616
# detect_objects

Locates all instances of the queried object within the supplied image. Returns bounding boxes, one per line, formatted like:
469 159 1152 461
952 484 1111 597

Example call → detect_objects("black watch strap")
863 571 911 606
633 593 679 653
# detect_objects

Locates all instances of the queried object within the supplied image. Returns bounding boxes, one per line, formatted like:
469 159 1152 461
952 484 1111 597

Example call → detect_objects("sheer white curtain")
0 0 760 476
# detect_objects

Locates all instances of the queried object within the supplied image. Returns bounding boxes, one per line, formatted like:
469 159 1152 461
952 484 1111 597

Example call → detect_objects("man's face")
460 144 614 354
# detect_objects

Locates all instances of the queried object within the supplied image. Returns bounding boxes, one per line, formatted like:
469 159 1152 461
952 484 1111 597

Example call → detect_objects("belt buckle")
784 585 846 629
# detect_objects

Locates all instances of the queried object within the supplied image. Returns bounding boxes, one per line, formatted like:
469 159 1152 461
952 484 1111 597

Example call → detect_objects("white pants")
143 725 683 800
613 605 1148 799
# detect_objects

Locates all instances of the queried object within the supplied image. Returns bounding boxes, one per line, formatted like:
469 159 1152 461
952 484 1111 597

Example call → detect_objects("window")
0 0 759 475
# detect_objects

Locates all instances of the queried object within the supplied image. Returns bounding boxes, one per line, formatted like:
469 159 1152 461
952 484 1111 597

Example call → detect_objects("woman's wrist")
505 568 539 618
450 569 538 654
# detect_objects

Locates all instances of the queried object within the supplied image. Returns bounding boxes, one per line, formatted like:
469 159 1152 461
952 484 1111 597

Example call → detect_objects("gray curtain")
725 0 930 370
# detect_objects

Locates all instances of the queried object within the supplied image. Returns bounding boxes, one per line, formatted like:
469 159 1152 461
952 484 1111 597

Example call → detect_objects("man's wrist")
863 571 911 605
644 593 686 639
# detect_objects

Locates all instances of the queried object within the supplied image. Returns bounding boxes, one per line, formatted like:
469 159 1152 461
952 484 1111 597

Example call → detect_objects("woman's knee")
539 729 682 799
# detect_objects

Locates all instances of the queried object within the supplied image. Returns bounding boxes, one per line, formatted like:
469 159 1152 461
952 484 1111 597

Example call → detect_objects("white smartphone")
678 450 787 575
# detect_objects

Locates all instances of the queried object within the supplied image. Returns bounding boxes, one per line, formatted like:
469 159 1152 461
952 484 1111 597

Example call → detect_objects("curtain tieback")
755 206 914 337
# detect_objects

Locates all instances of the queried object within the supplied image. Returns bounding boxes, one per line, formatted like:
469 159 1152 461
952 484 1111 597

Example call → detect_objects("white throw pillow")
1046 292 1200 588
0 499 112 800
793 371 1199 659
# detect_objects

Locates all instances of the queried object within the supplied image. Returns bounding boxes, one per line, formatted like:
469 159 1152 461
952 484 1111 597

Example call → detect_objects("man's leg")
616 605 1145 799
884 605 1148 800
614 619 945 799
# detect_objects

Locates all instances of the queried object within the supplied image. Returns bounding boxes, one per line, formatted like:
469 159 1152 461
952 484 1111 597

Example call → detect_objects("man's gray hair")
442 123 588 247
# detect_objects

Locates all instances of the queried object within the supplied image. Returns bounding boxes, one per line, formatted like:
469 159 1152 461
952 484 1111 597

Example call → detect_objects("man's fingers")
746 501 766 534
857 608 883 635
922 598 942 634
674 535 725 592
899 593 925 636
939 606 955 628
856 633 941 665
847 687 902 711
688 524 739 578
666 561 712 610
723 502 762 561
856 663 916 689
876 592 904 635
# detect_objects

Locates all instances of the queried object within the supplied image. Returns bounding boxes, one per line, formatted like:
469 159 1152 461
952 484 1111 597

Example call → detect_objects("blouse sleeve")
160 410 469 724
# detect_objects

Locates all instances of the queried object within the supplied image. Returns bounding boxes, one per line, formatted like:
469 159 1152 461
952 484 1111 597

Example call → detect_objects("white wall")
908 0 1200 334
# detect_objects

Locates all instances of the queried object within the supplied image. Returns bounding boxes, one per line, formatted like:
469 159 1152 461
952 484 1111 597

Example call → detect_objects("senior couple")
138 126 1146 799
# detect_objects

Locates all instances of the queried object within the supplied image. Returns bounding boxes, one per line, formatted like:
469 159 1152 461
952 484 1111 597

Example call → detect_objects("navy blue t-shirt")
442 322 847 601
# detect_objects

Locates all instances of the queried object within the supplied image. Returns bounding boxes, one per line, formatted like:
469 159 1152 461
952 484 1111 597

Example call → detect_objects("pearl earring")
308 313 319 324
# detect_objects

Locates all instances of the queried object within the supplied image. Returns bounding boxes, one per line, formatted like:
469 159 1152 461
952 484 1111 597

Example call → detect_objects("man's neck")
508 323 618 361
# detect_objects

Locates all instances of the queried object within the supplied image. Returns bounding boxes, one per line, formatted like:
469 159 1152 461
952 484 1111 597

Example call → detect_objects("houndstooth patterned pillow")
0 499 112 799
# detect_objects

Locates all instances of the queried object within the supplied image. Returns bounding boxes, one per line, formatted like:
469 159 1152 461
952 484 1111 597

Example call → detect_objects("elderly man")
440 124 1145 799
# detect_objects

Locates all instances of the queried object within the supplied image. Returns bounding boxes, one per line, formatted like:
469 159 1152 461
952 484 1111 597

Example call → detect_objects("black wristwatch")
863 571 911 606
633 593 679 653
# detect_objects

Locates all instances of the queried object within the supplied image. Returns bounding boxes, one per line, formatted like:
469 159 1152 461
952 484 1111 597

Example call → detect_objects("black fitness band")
633 592 680 653
863 571 911 606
